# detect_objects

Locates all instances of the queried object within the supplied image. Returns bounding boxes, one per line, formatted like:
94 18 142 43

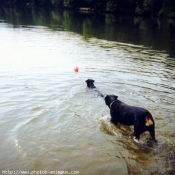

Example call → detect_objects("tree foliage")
0 0 175 17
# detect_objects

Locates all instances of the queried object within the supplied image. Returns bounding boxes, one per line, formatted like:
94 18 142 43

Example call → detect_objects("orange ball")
74 67 79 72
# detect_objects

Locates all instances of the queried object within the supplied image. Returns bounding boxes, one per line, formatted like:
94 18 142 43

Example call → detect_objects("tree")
106 0 117 12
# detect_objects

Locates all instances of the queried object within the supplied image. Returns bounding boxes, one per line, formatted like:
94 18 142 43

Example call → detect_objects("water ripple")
0 25 175 174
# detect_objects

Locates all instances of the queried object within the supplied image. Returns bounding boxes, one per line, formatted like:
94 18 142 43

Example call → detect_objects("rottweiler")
85 79 104 98
105 95 155 142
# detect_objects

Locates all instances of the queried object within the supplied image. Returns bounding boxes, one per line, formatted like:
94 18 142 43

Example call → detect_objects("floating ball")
74 67 79 72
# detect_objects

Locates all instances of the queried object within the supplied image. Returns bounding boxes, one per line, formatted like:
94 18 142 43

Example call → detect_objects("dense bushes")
0 0 175 17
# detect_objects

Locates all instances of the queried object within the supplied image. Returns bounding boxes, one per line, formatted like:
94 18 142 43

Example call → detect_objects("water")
0 6 175 175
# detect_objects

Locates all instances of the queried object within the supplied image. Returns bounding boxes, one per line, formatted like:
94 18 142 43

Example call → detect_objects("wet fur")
105 95 155 141
85 79 104 98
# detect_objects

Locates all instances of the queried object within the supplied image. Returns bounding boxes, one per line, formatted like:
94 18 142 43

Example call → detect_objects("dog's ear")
85 79 94 82
114 95 118 99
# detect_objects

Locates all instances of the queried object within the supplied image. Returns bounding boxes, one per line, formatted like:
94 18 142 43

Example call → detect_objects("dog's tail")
145 115 153 126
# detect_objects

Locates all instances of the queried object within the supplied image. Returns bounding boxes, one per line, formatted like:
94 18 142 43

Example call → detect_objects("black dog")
105 95 155 142
86 79 104 98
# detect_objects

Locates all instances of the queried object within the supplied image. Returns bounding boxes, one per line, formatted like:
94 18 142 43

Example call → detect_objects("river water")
0 6 175 175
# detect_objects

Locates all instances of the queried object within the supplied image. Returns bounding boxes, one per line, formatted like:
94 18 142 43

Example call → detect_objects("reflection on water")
0 6 175 57
0 6 175 175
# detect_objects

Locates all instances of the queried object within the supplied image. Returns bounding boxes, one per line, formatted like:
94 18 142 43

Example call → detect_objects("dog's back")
105 95 155 141
85 79 104 98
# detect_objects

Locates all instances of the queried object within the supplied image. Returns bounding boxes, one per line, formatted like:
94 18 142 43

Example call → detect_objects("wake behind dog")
85 79 104 98
85 79 156 143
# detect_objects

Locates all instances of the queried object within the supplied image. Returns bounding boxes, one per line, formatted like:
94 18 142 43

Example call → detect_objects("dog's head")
105 95 118 108
85 79 96 89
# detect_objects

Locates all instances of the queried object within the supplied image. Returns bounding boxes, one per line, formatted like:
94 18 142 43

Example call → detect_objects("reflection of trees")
0 5 174 56
62 11 71 30
82 19 92 39
105 14 116 40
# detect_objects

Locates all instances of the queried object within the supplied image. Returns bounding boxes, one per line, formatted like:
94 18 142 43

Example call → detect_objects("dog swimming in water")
85 79 156 142
85 79 104 98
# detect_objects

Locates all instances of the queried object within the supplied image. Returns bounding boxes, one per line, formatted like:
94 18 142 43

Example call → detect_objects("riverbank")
0 0 175 18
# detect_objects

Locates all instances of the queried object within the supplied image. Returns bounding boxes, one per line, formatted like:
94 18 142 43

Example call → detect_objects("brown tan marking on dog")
145 116 153 126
